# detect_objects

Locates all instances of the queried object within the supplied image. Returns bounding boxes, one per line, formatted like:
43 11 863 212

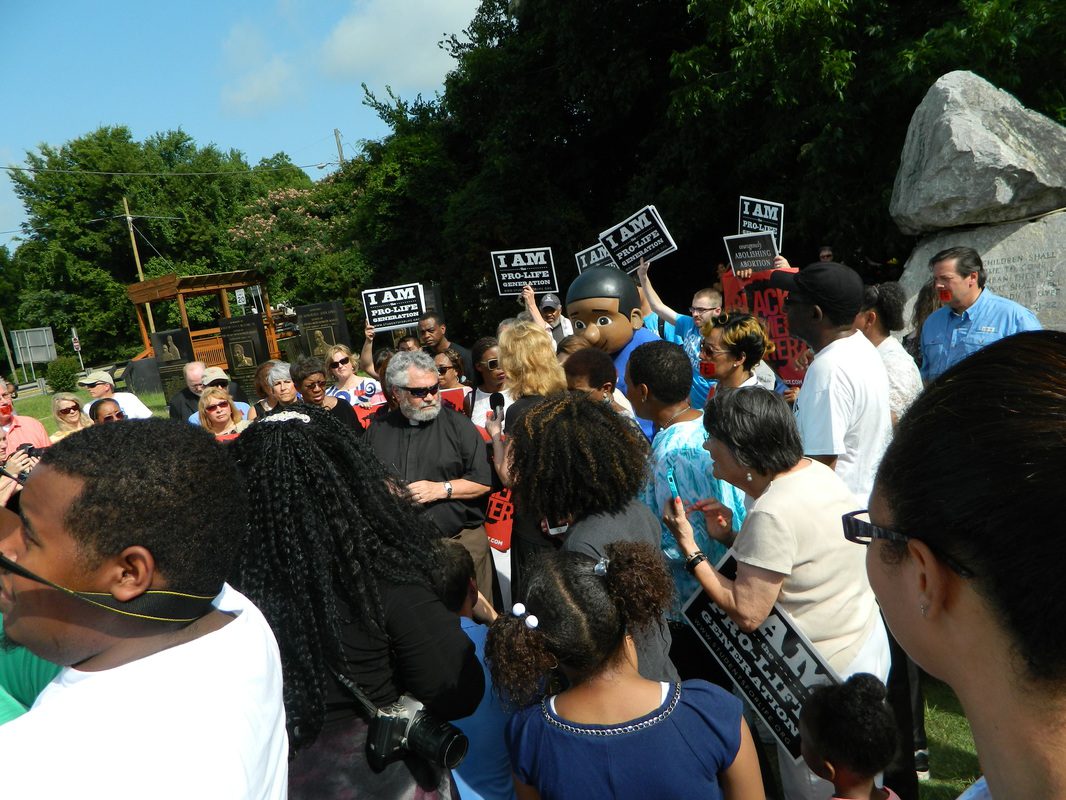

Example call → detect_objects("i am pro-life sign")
491 247 559 296
598 205 677 273
738 196 784 248
574 243 616 273
362 282 427 332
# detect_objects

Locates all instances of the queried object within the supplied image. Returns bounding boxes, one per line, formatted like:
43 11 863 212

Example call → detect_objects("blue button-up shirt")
920 288 1041 382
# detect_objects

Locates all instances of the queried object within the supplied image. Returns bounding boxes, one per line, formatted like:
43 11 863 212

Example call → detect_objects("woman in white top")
325 344 383 406
663 387 888 800
465 336 511 428
855 282 923 425
698 313 773 392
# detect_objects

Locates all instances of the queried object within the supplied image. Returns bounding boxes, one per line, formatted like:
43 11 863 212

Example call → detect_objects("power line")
2 161 338 178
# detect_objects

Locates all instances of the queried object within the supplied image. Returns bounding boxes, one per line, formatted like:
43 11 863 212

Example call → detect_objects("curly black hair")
228 404 444 751
800 673 897 778
508 392 649 523
486 541 673 707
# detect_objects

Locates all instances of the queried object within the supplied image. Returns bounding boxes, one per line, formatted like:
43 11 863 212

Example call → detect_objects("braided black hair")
508 391 649 522
229 404 444 751
486 541 673 707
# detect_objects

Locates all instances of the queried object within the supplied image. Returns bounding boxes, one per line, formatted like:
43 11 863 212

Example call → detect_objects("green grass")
13 390 169 435
920 676 981 799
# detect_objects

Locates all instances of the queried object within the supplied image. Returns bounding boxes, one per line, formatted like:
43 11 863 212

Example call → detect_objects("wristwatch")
444 481 453 499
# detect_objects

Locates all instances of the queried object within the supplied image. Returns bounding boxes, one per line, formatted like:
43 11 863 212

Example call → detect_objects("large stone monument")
892 71 1066 330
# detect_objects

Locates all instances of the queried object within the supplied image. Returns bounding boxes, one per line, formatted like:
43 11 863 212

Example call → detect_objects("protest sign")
597 205 677 272
723 231 779 275
361 282 427 333
721 268 806 386
683 556 839 762
491 247 558 295
738 196 784 248
574 243 617 273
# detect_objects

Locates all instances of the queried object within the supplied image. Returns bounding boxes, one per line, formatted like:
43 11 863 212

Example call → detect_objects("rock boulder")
891 71 1066 235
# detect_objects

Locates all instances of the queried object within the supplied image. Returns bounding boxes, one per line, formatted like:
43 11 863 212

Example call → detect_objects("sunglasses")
330 356 351 369
302 380 327 390
841 510 974 578
100 410 126 422
699 342 728 358
205 401 230 413
397 383 440 398
59 405 81 415
478 358 500 371
436 365 455 375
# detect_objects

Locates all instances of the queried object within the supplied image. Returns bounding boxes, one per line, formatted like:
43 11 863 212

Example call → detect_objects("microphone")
489 391 505 422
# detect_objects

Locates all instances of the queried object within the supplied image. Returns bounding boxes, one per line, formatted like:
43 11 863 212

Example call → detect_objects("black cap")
770 262 864 325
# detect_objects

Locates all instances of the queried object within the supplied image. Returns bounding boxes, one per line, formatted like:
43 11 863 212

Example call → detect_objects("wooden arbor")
126 270 279 366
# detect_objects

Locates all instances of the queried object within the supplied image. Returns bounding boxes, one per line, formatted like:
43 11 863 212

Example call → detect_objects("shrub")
46 357 81 393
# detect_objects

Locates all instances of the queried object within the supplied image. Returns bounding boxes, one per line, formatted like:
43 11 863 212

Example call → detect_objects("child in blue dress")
485 541 763 800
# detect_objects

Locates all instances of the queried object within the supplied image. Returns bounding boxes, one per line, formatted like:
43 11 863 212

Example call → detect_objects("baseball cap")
77 370 115 387
202 366 230 386
770 262 864 325
539 293 562 310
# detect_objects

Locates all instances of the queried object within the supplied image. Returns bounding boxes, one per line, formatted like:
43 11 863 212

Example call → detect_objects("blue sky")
0 0 481 249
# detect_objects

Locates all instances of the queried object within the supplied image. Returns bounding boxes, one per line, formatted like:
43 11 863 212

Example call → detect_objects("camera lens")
406 715 468 769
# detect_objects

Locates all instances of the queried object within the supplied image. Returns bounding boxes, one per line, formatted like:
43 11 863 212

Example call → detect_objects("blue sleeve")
674 315 696 339
1017 308 1043 332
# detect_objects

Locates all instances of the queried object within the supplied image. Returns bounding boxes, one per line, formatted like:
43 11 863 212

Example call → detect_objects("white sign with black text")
491 247 559 296
738 195 784 248
361 282 427 332
597 205 677 273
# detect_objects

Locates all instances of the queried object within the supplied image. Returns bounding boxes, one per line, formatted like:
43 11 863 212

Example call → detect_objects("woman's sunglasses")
59 405 81 415
478 358 500 371
436 365 455 375
205 401 230 413
330 356 351 369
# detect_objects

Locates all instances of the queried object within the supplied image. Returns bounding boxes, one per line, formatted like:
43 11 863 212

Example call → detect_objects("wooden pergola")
126 270 280 365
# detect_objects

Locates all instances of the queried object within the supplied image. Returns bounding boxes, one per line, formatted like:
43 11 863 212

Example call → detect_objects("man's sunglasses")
330 356 351 369
397 383 441 398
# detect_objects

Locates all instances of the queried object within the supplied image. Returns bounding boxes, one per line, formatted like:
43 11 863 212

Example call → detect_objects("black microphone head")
489 392 505 417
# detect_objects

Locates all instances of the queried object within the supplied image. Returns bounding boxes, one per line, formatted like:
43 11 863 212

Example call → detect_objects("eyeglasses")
205 401 230 413
436 365 455 375
478 358 500 371
330 356 351 369
58 406 81 415
700 341 728 358
302 380 327 390
690 306 716 315
397 383 440 398
100 410 126 422
841 510 974 578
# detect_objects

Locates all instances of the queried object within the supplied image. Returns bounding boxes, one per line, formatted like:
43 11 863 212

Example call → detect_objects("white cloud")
220 23 301 117
320 0 480 92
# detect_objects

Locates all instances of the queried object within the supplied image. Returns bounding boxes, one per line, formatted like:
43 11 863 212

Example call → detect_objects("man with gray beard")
365 350 494 596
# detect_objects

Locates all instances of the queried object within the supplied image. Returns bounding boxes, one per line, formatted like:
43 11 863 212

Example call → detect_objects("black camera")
365 694 468 773
15 443 45 459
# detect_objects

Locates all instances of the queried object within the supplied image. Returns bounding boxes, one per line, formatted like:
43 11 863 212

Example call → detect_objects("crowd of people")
0 245 1053 800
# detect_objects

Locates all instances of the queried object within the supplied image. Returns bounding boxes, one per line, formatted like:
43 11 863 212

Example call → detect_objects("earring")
746 472 753 483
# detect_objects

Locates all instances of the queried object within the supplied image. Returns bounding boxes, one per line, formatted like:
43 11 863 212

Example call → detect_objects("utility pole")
0 315 17 385
334 128 345 165
123 196 156 333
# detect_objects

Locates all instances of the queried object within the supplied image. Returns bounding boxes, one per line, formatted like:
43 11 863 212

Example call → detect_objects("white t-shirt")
794 331 892 505
469 387 513 430
112 391 154 419
877 335 923 423
0 584 288 799
732 460 881 672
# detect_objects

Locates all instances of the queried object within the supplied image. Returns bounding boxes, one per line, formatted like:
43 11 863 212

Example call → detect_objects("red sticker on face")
699 360 716 378
937 287 952 303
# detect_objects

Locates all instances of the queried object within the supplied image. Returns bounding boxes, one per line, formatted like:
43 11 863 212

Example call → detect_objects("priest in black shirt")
365 350 494 596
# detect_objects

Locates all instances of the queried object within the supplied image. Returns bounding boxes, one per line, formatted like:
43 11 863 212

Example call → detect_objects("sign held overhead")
362 282 427 332
723 231 779 275
738 195 784 248
491 247 558 296
598 205 677 273
574 243 616 273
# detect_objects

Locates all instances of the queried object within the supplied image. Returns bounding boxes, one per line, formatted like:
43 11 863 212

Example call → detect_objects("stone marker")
899 212 1066 332
891 70 1066 235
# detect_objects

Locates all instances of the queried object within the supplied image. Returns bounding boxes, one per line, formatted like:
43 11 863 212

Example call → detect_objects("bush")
46 357 81 393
